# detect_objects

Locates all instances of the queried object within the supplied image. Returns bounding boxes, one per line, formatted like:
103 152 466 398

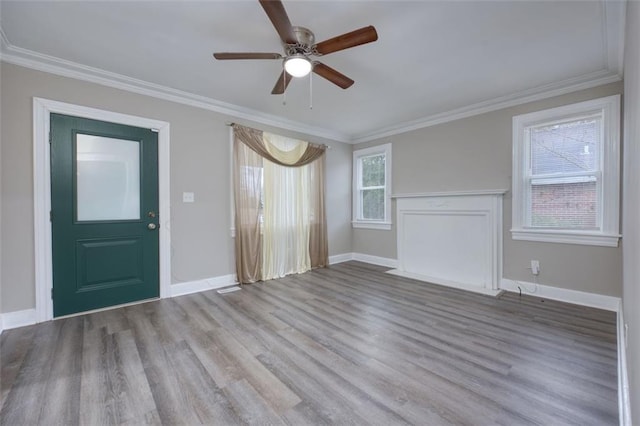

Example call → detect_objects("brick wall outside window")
531 181 597 229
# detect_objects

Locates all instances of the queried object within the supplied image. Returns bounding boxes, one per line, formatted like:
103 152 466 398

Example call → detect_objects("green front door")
51 113 159 317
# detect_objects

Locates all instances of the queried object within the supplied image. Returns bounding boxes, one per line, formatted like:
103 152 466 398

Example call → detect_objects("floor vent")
217 286 241 294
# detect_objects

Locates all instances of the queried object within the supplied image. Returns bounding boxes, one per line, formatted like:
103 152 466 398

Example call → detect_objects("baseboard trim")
0 274 238 332
329 253 354 265
170 274 238 298
352 253 398 269
1 308 37 331
500 278 621 312
617 305 632 426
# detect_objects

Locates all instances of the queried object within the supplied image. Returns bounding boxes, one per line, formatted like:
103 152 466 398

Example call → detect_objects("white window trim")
352 143 392 230
511 94 621 247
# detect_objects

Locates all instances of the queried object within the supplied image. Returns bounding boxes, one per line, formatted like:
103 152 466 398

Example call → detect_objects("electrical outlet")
530 260 540 275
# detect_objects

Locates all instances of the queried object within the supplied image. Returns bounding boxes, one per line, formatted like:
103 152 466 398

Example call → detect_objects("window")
353 143 392 230
512 95 620 246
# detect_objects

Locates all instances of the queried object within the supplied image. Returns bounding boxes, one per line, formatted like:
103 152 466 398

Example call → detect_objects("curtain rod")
226 122 331 149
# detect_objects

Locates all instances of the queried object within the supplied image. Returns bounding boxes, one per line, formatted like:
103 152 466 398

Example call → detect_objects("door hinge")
49 131 52 144
50 211 53 222
51 288 54 300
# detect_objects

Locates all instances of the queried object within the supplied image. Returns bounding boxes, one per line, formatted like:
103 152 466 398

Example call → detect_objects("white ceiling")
0 1 625 143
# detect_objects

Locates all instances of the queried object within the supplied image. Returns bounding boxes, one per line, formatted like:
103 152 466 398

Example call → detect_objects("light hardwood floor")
1 261 618 425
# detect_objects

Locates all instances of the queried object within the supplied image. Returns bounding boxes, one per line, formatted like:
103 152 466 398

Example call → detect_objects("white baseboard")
500 278 621 312
329 253 398 268
170 274 238 298
1 308 37 331
618 305 632 426
0 274 238 333
329 253 354 265
352 253 398 269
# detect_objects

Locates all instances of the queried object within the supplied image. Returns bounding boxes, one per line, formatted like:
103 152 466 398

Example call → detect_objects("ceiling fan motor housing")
213 0 378 94
285 26 316 57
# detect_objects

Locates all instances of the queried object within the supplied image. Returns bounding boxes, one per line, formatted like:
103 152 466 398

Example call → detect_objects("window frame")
352 143 392 230
511 95 621 247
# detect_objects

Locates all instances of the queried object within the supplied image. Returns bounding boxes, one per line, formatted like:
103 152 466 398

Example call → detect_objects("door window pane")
76 134 140 221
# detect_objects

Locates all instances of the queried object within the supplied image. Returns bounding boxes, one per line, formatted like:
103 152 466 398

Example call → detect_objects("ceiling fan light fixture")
284 55 312 77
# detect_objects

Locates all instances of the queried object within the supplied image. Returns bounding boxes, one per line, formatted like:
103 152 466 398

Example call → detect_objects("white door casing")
33 97 171 322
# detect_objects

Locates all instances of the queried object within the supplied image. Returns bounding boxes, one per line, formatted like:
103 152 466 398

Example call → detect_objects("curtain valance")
232 124 325 167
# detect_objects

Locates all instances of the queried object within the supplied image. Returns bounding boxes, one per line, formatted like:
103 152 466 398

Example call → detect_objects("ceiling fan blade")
314 25 378 55
259 0 297 45
312 62 354 89
271 70 294 94
213 52 282 60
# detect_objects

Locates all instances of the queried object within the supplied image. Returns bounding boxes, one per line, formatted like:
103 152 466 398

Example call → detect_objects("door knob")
147 223 157 230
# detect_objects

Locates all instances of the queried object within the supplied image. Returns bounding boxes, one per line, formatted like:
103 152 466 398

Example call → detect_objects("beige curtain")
232 124 328 284
309 154 328 268
233 137 264 283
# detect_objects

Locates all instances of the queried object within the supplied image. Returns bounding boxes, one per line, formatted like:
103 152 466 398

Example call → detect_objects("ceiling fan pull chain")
282 63 287 105
309 71 313 110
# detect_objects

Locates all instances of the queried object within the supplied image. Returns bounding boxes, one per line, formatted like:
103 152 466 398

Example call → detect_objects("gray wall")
623 0 640 421
354 82 623 297
0 62 352 314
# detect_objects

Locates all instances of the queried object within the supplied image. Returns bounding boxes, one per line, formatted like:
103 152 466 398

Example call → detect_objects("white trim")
1 37 623 145
350 70 621 143
393 189 508 199
33 98 171 322
351 221 392 230
329 253 354 265
500 278 620 312
1 45 349 143
511 229 621 247
1 309 37 331
511 94 621 247
352 143 392 229
352 253 398 269
617 305 632 426
170 274 238 298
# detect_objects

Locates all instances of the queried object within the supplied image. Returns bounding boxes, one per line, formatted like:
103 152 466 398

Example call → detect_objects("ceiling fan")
213 0 378 95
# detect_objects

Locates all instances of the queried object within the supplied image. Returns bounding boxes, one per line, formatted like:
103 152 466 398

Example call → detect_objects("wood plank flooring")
1 261 618 425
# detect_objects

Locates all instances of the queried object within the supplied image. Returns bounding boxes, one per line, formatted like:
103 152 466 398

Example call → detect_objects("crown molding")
0 26 9 48
350 69 622 143
0 41 351 143
0 21 623 145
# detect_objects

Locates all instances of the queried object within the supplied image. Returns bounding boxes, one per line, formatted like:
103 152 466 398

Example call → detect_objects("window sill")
511 229 620 247
352 221 392 230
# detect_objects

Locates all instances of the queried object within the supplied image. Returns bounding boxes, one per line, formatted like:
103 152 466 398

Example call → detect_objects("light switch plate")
183 192 195 203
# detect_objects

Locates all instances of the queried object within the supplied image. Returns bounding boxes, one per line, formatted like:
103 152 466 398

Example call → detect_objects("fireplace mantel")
388 190 506 296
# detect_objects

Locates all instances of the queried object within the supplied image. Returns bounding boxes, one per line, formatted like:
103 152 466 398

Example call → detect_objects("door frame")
33 97 171 322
